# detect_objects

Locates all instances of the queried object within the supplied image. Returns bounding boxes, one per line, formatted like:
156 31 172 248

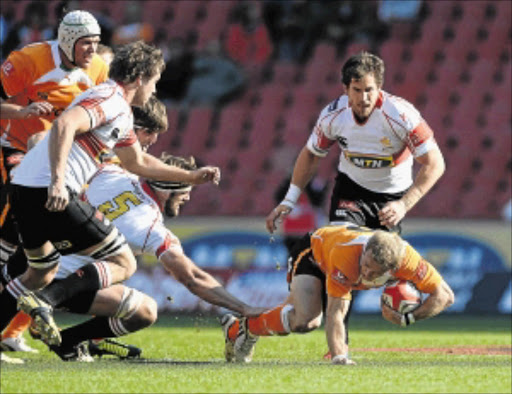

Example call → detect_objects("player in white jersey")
0 41 220 347
34 153 264 361
265 51 445 358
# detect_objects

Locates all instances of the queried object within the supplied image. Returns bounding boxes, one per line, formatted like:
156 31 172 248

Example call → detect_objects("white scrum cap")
58 10 101 63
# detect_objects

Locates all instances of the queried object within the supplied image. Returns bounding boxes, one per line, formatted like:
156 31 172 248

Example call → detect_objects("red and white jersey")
306 91 437 193
11 80 137 192
56 164 182 279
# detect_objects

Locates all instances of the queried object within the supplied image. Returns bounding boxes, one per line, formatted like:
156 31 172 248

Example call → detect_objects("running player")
0 10 108 352
0 41 220 347
222 225 455 364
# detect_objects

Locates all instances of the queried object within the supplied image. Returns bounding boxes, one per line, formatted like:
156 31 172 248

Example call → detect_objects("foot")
17 292 61 346
233 317 259 363
49 342 94 362
220 314 237 362
88 338 141 359
0 352 25 364
1 335 39 353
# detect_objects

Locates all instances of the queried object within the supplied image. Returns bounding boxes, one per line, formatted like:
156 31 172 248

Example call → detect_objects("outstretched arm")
115 145 220 186
160 248 263 317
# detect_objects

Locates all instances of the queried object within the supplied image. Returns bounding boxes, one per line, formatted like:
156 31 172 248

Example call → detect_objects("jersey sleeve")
383 96 437 158
306 100 344 157
0 50 33 98
142 223 183 260
395 243 442 294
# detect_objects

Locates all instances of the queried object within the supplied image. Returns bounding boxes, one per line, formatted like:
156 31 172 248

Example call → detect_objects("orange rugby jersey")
0 40 109 151
310 225 442 299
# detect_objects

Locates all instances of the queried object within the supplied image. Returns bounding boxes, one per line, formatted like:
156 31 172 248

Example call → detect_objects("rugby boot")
49 342 94 362
220 314 237 362
88 338 141 359
233 317 259 363
17 292 61 346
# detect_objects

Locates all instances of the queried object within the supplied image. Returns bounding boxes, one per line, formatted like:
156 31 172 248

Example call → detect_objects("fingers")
199 167 221 185
265 206 291 233
45 195 68 211
27 102 53 117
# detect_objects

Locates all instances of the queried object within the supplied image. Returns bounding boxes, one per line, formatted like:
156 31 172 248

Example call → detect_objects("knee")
290 315 322 333
128 297 158 328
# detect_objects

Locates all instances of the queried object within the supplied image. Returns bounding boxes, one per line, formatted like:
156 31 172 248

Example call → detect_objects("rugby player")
222 225 454 364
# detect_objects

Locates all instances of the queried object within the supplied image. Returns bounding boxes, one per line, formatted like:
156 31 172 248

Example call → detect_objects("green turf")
1 314 510 394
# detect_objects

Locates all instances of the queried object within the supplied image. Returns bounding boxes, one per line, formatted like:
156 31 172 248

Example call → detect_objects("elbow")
445 288 455 308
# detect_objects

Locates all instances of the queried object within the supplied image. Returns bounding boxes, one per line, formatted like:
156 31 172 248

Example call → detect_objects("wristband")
401 312 416 327
281 184 301 208
331 354 349 363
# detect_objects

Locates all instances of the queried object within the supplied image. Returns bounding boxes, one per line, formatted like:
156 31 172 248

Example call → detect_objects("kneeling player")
222 225 454 364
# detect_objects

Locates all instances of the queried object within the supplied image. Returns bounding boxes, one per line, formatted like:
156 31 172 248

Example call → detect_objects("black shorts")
286 233 327 310
9 184 118 255
328 172 407 233
1 147 25 245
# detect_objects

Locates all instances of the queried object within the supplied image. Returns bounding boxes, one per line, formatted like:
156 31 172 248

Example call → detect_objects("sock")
1 311 32 339
60 316 126 349
226 305 294 340
247 304 293 336
0 278 30 332
38 262 112 308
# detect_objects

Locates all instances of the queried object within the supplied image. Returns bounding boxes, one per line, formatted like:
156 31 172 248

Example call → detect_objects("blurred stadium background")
1 0 510 317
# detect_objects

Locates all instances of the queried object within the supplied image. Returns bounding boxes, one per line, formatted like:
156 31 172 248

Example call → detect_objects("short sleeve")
396 243 442 294
306 103 344 157
0 51 32 98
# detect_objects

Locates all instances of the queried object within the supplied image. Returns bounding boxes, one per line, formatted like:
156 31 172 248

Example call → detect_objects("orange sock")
227 320 240 341
247 304 292 336
2 312 32 339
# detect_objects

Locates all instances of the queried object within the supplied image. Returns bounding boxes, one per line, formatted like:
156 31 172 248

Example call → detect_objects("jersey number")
98 191 142 221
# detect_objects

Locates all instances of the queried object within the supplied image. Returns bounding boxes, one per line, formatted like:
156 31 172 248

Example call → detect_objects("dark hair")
132 96 168 133
109 41 165 84
341 51 385 87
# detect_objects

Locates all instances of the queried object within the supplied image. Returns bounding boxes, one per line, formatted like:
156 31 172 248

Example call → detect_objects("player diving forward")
27 152 265 361
222 225 454 364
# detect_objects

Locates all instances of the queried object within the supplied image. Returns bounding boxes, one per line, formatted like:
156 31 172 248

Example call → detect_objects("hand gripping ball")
381 280 421 313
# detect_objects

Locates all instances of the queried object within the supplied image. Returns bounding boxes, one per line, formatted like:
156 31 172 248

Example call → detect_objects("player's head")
109 41 165 107
342 52 384 121
132 96 168 151
58 10 101 68
146 153 197 217
360 230 405 284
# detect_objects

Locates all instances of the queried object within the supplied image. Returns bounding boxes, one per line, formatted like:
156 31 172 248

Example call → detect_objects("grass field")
1 314 510 394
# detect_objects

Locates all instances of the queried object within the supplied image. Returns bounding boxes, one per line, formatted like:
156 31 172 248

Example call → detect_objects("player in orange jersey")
222 225 454 365
0 10 107 353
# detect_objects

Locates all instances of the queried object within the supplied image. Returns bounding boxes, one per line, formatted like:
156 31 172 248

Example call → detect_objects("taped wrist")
281 184 301 208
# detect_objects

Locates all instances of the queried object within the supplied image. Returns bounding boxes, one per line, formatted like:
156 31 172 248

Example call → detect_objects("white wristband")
281 184 301 208
401 312 416 327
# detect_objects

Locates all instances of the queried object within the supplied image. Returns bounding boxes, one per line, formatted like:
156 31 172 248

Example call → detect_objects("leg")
51 285 156 361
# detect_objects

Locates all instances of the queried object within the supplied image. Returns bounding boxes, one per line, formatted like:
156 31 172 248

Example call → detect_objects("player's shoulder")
317 94 349 123
381 91 420 117
3 41 51 71
87 54 109 78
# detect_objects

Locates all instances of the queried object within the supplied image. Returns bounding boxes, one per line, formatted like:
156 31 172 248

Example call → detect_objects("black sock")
0 288 19 332
38 264 103 308
60 317 116 349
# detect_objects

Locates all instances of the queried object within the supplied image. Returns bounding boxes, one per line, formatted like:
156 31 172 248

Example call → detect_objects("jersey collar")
141 181 163 211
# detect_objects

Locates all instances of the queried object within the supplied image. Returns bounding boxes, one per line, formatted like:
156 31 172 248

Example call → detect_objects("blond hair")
365 230 406 271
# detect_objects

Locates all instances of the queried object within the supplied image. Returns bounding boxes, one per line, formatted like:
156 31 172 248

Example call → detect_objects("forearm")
326 297 349 357
400 151 445 211
49 121 74 185
290 147 321 190
162 252 250 314
412 281 454 322
0 103 25 119
125 152 194 183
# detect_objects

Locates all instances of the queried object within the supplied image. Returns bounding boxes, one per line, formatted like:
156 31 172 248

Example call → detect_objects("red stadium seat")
271 62 301 87
147 106 181 158
177 107 214 156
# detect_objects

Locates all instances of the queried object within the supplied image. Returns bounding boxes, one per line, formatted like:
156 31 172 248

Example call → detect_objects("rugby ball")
381 280 421 313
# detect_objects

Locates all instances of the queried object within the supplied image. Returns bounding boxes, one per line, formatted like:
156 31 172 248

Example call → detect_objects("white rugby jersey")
11 79 137 192
306 91 437 193
56 164 182 279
